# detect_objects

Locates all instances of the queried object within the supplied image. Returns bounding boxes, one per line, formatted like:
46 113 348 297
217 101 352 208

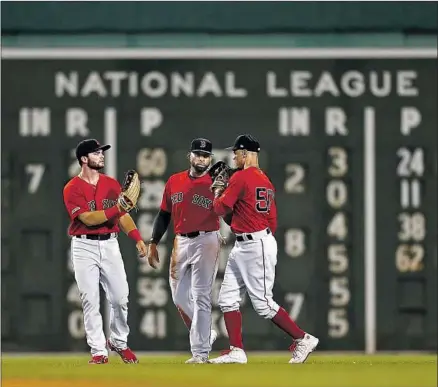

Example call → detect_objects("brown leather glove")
147 242 160 269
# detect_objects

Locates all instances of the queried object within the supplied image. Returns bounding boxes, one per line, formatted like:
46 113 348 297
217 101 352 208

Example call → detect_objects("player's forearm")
213 198 230 217
119 213 142 242
119 213 137 234
150 210 171 244
78 205 122 226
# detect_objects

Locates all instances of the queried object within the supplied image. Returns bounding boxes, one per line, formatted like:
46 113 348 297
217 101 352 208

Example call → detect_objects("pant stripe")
170 237 179 280
261 239 275 317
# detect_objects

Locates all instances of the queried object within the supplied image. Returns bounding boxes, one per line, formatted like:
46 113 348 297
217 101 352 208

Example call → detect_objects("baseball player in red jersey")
63 139 147 364
209 134 319 364
146 138 221 364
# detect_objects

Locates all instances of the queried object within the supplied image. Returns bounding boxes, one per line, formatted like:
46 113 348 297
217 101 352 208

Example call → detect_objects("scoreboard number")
327 212 348 240
395 244 425 272
137 181 166 210
136 148 167 177
66 282 85 339
397 212 426 242
284 164 305 194
326 145 351 341
68 310 86 339
328 147 349 177
326 180 348 209
328 309 349 339
137 277 169 307
25 164 45 193
328 245 349 274
284 292 304 320
396 147 424 177
140 310 167 338
284 229 306 258
329 278 351 307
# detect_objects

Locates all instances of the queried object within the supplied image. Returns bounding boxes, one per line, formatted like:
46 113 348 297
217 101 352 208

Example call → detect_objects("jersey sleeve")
63 183 88 221
160 178 172 212
213 174 244 216
267 194 278 235
116 179 122 194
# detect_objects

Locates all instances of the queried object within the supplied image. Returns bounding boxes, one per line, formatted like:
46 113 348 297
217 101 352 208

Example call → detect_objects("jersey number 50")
255 187 274 213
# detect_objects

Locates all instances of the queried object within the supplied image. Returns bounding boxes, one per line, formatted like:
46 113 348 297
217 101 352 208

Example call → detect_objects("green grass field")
2 353 436 387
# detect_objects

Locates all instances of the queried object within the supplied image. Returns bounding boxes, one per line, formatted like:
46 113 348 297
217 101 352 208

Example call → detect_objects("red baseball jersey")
160 171 220 234
213 167 277 234
63 174 122 236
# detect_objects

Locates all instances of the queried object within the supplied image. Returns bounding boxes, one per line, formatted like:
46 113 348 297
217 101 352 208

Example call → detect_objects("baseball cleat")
107 339 139 364
208 346 247 364
288 333 319 364
185 355 208 364
210 329 218 347
88 355 108 364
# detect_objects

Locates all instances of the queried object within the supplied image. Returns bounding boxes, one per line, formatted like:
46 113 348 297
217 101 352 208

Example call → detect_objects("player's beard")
192 163 209 174
88 160 104 171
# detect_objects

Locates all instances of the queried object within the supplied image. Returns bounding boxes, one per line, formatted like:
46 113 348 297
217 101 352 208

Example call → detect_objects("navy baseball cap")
226 134 261 153
76 139 111 161
190 138 213 155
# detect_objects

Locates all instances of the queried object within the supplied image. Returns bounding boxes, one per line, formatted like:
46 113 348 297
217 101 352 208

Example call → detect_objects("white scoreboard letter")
325 108 348 136
141 108 163 136
278 108 310 136
19 108 51 136
401 107 421 135
66 108 90 136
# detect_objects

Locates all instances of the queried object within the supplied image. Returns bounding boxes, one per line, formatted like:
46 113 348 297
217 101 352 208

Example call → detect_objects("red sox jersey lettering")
161 171 220 234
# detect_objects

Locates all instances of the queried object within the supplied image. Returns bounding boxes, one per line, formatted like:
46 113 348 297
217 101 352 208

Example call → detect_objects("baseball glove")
209 161 236 195
118 170 141 212
208 161 229 180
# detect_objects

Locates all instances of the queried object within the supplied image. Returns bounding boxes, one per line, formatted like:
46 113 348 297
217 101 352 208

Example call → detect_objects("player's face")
233 150 246 169
190 152 211 173
86 150 105 170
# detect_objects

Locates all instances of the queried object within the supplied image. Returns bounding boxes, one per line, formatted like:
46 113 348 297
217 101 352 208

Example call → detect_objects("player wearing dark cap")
63 138 146 364
146 138 221 363
210 134 319 364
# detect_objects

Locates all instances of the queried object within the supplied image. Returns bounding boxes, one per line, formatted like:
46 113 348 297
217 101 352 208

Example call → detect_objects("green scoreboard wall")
1 48 436 352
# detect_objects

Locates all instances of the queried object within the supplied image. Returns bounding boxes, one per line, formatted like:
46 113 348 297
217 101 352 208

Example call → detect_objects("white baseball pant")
169 231 221 358
71 236 130 356
219 230 280 319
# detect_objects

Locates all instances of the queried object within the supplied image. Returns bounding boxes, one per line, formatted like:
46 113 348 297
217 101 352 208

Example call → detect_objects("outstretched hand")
147 242 160 269
136 240 148 258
